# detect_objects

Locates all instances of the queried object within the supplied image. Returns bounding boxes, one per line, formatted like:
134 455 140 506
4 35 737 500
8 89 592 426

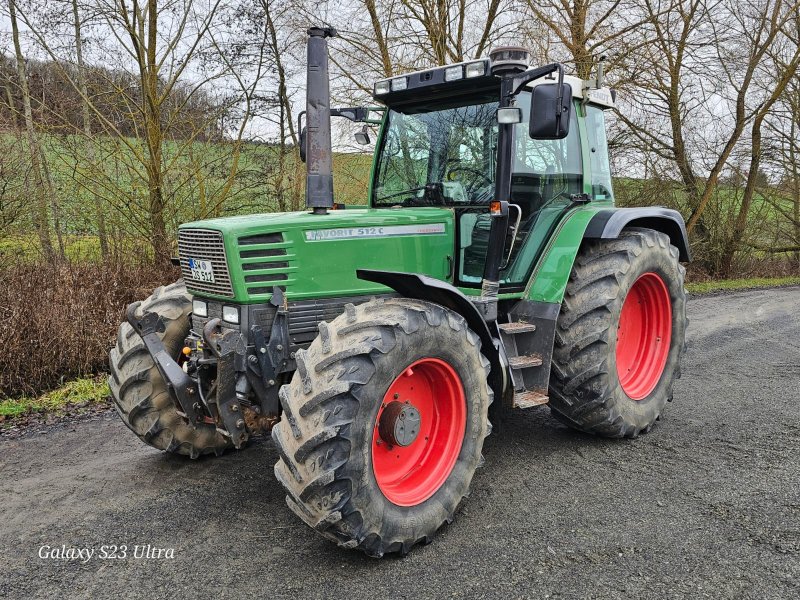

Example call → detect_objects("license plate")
188 258 215 283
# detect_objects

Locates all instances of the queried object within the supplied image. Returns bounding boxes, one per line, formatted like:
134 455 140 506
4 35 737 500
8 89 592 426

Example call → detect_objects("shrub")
0 260 179 398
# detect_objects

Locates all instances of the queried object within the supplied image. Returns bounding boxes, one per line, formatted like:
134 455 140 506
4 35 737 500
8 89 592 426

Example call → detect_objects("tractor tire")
549 228 687 438
108 280 232 458
272 298 493 557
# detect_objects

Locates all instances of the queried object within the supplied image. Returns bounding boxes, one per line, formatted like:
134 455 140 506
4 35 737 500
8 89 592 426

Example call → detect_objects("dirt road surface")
2 287 798 599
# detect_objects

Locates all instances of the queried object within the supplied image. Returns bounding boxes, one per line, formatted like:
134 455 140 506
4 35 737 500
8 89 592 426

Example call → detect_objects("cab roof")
373 60 616 110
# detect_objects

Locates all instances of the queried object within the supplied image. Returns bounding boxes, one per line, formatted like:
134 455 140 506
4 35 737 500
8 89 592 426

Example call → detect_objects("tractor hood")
178 208 455 303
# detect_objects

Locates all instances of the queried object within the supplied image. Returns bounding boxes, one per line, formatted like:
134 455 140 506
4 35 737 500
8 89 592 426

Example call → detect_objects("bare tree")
520 0 657 79
719 23 800 273
18 0 270 264
316 0 515 97
71 0 108 258
7 0 56 260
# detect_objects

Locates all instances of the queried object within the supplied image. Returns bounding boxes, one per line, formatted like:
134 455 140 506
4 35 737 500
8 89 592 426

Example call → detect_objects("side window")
512 99 582 206
586 106 614 200
376 113 430 198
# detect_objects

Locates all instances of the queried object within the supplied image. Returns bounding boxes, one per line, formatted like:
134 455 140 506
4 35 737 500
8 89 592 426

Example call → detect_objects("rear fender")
526 206 690 305
585 207 691 261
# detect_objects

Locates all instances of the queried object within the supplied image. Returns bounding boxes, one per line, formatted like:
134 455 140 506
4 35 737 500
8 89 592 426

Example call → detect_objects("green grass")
0 376 109 419
687 276 800 295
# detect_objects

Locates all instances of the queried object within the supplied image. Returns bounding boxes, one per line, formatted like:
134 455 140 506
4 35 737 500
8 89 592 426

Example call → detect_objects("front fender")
356 269 504 402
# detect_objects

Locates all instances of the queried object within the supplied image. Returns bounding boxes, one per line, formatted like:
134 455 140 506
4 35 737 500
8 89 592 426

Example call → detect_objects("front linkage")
125 286 294 448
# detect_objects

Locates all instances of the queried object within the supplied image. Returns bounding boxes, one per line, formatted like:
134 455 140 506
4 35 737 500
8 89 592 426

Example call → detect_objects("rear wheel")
549 228 687 437
271 298 492 557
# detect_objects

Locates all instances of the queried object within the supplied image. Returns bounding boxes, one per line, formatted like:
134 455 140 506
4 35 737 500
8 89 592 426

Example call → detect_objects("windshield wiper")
376 186 426 203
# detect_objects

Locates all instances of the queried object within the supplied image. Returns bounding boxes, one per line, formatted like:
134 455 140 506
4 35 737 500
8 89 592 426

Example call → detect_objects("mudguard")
356 269 504 400
584 207 691 262
527 205 691 306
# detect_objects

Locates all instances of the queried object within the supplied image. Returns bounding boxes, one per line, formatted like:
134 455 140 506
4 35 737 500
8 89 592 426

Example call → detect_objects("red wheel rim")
616 272 672 400
371 358 466 506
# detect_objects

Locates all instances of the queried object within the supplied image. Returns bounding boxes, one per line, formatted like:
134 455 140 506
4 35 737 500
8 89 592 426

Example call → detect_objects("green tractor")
111 28 688 557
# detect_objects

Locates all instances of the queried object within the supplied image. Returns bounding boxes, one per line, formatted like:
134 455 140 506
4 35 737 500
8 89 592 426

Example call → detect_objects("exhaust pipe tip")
308 26 337 38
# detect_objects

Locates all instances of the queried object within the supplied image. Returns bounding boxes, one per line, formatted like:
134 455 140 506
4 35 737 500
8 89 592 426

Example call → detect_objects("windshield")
372 93 583 209
372 100 499 206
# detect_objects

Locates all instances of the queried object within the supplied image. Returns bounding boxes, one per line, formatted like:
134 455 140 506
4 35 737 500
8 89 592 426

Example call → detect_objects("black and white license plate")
188 258 215 283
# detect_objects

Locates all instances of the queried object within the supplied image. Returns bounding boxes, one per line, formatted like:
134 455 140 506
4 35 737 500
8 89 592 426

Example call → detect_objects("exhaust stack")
305 27 337 215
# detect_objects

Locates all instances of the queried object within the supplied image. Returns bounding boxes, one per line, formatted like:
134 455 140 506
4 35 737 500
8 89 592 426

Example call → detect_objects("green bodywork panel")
180 208 455 303
524 202 613 303
180 202 608 306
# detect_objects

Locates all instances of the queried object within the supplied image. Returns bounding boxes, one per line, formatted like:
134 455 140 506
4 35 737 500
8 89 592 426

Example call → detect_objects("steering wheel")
445 166 493 191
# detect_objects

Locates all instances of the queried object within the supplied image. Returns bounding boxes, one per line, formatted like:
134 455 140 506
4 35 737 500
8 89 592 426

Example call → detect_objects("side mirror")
299 127 307 162
529 83 572 140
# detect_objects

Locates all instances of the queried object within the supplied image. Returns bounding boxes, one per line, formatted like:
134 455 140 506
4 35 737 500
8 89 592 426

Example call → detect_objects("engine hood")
178 208 455 303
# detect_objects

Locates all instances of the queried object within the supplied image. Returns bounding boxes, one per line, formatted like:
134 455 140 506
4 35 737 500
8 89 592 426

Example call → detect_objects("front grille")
178 228 234 297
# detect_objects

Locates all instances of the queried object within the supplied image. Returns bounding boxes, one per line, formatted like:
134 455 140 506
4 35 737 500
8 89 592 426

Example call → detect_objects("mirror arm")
507 62 566 130
329 106 385 124
330 107 367 122
509 62 564 96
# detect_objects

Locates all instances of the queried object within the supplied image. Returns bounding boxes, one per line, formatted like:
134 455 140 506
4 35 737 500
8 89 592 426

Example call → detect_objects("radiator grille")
178 228 234 297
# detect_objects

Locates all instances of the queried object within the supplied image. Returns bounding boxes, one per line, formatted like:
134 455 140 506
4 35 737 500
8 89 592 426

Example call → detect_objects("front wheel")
108 280 232 457
271 298 492 557
549 228 687 437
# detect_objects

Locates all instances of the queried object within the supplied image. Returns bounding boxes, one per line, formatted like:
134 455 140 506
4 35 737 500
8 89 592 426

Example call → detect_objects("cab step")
508 354 543 369
498 321 537 334
513 390 549 409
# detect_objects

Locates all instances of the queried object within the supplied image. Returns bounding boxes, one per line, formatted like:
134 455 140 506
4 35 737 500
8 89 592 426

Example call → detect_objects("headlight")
465 61 486 78
192 299 208 317
222 305 239 324
444 66 463 81
374 80 390 95
390 76 408 91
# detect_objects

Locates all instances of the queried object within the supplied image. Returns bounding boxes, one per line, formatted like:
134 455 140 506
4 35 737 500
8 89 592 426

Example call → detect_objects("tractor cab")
368 60 616 291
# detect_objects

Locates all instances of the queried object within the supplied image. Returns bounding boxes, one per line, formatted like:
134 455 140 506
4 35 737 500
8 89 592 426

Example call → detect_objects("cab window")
586 106 613 200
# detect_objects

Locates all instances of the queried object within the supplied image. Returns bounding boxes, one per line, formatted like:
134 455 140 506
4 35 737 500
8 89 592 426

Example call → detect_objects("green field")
0 133 374 253
3 131 797 267
686 276 800 294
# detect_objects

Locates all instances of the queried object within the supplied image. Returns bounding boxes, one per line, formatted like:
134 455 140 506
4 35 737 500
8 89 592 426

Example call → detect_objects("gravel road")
2 287 798 599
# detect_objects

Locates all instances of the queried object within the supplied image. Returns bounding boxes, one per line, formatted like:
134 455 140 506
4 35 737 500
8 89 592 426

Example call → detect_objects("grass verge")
687 276 800 295
0 376 109 422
